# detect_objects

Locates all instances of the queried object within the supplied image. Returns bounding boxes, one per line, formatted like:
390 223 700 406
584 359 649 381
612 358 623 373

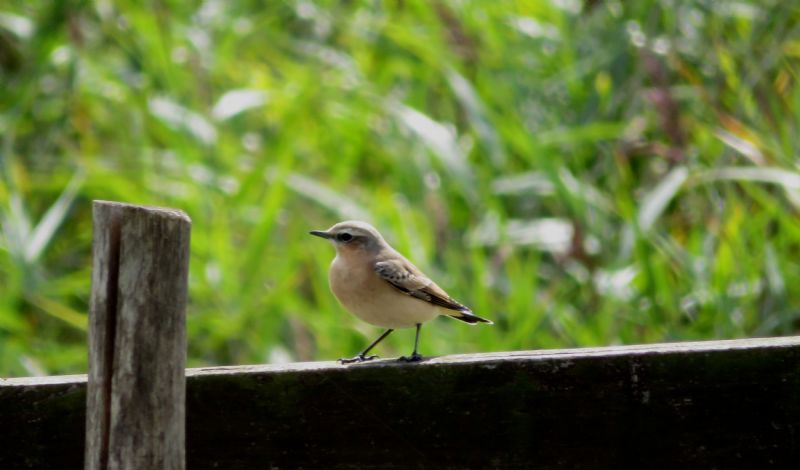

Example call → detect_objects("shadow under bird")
310 221 492 363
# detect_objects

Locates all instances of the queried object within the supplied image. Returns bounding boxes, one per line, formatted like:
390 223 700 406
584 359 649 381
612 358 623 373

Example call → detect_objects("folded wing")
373 258 492 324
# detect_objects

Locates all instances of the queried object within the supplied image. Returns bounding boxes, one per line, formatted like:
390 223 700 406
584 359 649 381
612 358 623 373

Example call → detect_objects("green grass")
1 0 799 376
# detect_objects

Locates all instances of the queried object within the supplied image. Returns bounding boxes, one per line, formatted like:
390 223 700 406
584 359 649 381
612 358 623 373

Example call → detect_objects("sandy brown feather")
373 258 470 312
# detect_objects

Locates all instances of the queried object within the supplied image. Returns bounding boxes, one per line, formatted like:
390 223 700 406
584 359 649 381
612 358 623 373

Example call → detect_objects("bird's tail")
448 308 493 325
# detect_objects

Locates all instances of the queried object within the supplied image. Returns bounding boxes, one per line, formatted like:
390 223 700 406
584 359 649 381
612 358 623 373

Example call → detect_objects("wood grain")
85 201 191 470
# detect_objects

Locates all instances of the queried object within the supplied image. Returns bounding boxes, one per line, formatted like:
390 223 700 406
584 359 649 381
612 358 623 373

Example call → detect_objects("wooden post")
85 201 191 470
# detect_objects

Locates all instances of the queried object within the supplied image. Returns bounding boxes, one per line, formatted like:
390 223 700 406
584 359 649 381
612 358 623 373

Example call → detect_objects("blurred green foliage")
1 0 799 377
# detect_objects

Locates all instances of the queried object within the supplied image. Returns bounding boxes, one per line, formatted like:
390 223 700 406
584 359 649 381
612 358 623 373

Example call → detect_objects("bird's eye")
337 232 353 242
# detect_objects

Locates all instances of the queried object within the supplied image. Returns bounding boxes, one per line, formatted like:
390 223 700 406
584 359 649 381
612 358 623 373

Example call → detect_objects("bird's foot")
338 354 378 364
397 352 423 363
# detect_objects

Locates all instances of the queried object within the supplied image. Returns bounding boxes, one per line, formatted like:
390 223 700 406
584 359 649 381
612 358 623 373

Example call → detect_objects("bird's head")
310 220 386 254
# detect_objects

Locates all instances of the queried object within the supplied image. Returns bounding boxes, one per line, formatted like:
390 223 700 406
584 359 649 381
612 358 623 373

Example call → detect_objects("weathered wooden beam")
85 201 191 470
2 337 799 468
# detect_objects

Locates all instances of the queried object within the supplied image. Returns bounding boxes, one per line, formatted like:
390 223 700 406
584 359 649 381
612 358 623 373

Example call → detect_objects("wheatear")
310 221 492 363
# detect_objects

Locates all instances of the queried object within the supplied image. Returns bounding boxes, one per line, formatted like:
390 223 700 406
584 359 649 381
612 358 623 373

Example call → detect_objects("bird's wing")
373 258 469 312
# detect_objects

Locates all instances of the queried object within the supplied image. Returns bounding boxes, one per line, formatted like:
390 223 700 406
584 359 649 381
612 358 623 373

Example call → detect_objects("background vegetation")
1 0 799 377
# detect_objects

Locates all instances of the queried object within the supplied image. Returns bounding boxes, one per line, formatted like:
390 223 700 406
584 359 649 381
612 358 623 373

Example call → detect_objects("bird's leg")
398 323 423 362
339 329 394 364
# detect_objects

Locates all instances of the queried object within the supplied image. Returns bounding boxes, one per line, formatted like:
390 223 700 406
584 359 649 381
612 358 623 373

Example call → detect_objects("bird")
310 220 492 364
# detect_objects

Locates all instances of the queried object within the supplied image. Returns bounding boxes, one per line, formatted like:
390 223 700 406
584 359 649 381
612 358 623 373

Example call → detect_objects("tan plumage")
373 258 474 317
310 220 491 363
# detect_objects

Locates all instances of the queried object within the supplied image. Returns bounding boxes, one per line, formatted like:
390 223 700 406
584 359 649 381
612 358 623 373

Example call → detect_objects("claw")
339 354 378 364
397 352 423 363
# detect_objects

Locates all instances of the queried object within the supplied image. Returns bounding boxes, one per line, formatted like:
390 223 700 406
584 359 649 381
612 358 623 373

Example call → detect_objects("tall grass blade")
25 172 84 263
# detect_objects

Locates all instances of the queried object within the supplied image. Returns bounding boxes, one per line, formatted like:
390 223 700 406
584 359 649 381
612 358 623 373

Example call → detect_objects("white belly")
329 256 439 329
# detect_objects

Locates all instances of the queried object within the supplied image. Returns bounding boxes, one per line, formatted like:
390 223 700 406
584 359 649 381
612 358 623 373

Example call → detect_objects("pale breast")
329 255 439 329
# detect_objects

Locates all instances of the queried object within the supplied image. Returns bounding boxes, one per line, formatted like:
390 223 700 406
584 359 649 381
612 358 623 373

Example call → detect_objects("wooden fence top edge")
1 373 88 387
3 335 799 387
92 200 191 222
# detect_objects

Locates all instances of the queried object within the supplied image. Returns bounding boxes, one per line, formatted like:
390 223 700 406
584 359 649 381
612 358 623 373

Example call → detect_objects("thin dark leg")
398 323 423 362
361 329 394 357
339 329 394 364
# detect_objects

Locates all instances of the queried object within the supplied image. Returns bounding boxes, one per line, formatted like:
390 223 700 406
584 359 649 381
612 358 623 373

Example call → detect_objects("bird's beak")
309 230 333 240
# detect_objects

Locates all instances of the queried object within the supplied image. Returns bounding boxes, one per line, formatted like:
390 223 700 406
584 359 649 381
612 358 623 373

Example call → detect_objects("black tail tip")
452 310 493 325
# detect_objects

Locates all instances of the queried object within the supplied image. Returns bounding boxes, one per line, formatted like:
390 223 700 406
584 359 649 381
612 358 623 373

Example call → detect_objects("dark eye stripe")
337 232 353 242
